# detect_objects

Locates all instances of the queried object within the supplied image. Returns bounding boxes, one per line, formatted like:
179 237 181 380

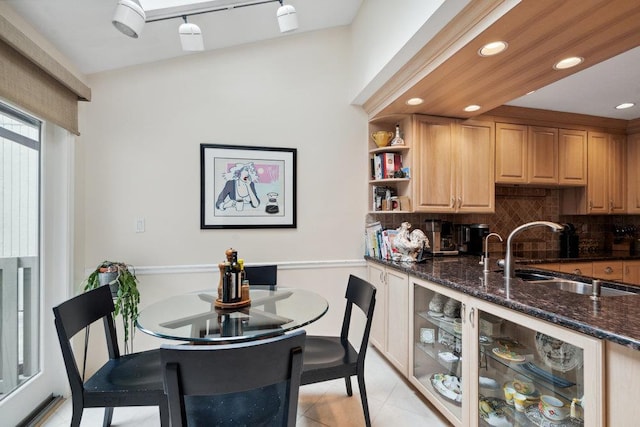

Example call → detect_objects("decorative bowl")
538 395 570 421
512 374 535 395
371 130 393 148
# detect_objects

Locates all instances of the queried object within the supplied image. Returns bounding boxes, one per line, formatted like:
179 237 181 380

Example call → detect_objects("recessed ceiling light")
464 105 481 112
478 41 508 57
616 102 635 110
406 97 424 106
553 56 584 70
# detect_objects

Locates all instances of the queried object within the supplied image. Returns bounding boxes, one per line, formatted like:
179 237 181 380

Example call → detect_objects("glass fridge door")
413 284 464 421
477 310 584 427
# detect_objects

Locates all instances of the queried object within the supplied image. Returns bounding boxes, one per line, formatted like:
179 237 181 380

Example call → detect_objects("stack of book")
371 152 403 180
365 221 399 260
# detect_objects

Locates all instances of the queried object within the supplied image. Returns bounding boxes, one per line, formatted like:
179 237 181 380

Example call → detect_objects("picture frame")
200 144 297 229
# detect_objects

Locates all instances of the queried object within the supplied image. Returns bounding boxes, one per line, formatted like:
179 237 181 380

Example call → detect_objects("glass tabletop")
136 288 328 343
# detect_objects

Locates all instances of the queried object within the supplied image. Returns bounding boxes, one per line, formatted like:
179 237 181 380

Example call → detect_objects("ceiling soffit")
367 0 640 121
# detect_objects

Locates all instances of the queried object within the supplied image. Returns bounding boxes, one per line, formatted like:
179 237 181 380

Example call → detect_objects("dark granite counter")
366 255 640 350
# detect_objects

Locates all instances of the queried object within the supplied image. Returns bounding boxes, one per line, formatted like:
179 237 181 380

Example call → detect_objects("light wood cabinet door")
608 133 626 214
385 269 409 375
528 126 558 184
495 122 527 184
413 116 456 212
368 263 386 351
627 134 640 213
457 119 495 212
559 129 587 185
592 260 623 281
558 262 593 277
587 132 610 213
623 260 640 286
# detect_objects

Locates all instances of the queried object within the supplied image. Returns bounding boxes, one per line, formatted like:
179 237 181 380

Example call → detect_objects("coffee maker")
424 220 458 255
468 224 490 255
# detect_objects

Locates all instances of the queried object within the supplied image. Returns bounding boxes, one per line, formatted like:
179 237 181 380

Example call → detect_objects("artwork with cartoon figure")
201 144 296 229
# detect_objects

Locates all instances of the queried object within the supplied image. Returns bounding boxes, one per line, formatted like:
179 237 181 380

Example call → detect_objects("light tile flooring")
41 347 452 426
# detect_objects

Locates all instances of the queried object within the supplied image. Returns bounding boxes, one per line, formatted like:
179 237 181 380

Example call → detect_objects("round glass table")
136 288 328 343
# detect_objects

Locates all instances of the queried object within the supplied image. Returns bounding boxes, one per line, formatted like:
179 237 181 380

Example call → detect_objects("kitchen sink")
527 279 635 297
498 269 638 296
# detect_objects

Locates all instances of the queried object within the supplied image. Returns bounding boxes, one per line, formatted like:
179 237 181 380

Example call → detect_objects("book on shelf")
371 152 403 180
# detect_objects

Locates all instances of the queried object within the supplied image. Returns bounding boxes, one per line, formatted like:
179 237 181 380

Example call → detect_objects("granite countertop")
366 255 640 350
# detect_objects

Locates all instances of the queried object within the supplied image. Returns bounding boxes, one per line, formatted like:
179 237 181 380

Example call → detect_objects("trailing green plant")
83 260 140 354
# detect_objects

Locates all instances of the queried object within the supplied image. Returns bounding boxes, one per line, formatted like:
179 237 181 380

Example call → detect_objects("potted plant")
83 260 140 353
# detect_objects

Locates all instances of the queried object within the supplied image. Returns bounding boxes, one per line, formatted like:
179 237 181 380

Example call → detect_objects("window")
0 102 41 401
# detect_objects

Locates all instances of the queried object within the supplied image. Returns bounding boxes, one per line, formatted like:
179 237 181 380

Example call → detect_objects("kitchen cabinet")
495 123 560 185
495 123 587 186
591 260 623 281
409 276 604 427
368 115 412 213
626 132 640 213
606 341 640 426
367 262 409 375
562 132 626 214
559 262 593 277
558 129 587 186
623 260 640 286
413 116 494 213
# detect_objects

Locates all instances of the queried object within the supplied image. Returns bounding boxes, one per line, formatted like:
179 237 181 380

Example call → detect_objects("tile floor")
41 347 452 426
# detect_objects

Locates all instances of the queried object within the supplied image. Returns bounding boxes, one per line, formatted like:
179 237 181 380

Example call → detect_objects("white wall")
77 27 369 352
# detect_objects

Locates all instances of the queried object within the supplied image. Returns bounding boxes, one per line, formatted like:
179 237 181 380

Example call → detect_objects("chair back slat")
341 275 376 345
244 265 278 290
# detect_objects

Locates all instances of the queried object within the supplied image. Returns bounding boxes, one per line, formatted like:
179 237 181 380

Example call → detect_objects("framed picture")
200 144 297 229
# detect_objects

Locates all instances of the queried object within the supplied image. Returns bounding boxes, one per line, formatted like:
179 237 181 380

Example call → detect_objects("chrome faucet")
504 221 564 282
482 232 503 273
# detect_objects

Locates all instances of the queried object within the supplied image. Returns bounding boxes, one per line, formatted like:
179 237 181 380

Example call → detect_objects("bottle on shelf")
390 123 405 146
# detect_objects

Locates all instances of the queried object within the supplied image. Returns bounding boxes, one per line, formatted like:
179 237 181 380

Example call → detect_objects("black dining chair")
244 264 278 290
160 329 306 427
52 285 169 427
300 274 377 427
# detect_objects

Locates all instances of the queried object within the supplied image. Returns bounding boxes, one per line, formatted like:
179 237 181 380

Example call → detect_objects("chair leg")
357 373 372 427
344 376 353 396
159 397 170 427
70 398 83 427
102 407 114 427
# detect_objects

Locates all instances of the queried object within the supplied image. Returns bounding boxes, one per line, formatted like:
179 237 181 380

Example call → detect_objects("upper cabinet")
627 133 640 213
413 116 494 213
495 123 586 186
561 131 626 215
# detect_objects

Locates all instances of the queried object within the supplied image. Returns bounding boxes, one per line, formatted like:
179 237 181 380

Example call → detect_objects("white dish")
534 333 583 372
430 373 462 404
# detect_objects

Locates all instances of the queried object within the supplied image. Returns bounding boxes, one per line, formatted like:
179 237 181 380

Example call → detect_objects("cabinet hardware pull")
450 197 455 208
573 269 582 275
589 200 593 210
469 307 475 327
605 267 613 274
379 271 384 283
457 197 462 209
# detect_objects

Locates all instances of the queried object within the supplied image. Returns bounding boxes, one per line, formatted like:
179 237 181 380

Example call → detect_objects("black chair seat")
300 275 376 427
87 349 163 391
53 285 169 426
302 336 358 367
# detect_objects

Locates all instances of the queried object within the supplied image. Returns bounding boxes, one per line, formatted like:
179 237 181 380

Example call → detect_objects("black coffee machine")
559 223 579 258
456 224 490 255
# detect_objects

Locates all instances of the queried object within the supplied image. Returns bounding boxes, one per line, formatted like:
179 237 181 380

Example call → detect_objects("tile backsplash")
368 186 640 255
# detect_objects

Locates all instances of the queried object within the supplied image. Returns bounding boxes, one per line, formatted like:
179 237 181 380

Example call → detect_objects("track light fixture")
112 0 146 38
113 0 299 46
277 1 298 33
179 16 205 51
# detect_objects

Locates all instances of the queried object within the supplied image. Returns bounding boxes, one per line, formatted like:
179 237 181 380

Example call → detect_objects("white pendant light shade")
277 4 298 33
179 21 204 51
112 0 146 38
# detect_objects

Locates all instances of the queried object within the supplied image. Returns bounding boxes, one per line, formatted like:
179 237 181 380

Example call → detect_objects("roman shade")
0 14 90 135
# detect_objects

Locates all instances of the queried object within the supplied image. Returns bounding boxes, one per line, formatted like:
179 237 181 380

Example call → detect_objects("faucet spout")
504 221 564 281
483 233 503 273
